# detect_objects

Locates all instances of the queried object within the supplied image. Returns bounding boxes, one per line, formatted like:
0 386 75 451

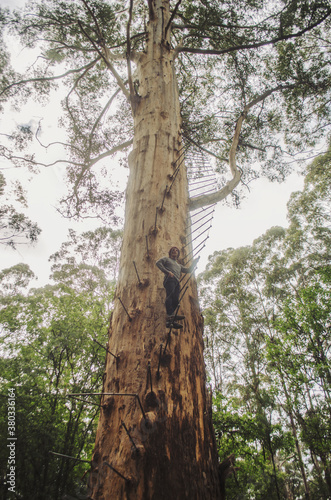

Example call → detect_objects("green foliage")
213 394 294 500
0 263 36 295
49 226 122 286
0 171 41 249
0 228 121 499
0 0 329 217
200 149 331 499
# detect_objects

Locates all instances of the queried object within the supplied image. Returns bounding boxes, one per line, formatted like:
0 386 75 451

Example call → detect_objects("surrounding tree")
0 171 41 248
0 228 120 499
199 149 331 499
0 0 330 498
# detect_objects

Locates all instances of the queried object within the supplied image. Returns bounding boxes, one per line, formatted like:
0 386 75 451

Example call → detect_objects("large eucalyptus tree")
1 0 330 498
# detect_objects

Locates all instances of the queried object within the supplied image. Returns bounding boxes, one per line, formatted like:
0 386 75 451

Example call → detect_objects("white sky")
0 0 24 7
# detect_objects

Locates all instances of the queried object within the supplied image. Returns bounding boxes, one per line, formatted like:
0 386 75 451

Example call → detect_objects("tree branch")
147 0 156 21
164 0 183 40
69 137 133 207
35 121 81 155
126 0 135 105
0 58 100 97
0 139 133 172
88 139 133 168
184 135 227 162
189 85 292 211
102 51 131 100
87 88 122 158
76 19 130 100
177 11 331 57
189 125 242 211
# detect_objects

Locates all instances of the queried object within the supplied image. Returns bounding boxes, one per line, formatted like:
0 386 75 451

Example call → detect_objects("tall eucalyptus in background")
0 228 120 499
199 148 331 499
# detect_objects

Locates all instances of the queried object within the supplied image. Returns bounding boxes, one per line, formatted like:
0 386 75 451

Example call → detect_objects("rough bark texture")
89 1 221 498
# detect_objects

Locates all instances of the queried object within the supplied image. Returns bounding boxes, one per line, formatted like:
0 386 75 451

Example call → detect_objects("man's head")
169 246 180 260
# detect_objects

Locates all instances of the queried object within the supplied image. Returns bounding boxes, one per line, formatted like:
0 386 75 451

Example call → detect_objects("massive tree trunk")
89 1 221 498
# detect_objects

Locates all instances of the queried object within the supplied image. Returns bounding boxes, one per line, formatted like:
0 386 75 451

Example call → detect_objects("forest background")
1 148 330 499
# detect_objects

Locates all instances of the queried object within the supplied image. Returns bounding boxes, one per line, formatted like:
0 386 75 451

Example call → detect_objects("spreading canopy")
0 0 330 218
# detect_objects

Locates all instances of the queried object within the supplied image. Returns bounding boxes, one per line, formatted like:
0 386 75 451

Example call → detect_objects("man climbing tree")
0 0 330 498
156 246 199 329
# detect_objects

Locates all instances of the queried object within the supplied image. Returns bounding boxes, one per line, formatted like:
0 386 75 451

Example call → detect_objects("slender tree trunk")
278 373 311 499
89 1 221 498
